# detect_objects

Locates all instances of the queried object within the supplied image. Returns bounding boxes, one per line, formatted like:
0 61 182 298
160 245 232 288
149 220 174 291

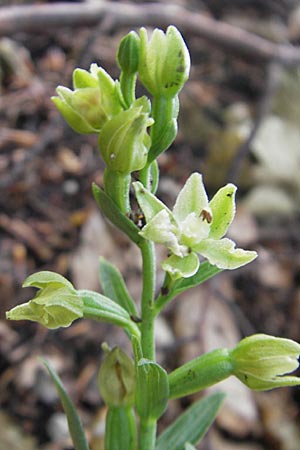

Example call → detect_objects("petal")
180 212 210 247
161 252 200 279
209 183 237 239
139 210 185 256
173 173 209 221
235 371 300 391
133 181 172 222
194 238 257 270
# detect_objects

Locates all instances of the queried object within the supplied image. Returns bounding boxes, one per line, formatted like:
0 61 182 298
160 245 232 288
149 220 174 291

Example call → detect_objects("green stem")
138 240 156 450
139 420 157 450
139 240 156 360
139 162 151 189
139 160 159 193
148 95 177 163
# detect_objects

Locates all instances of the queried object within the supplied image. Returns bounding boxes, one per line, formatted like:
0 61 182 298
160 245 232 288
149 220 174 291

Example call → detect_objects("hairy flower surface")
134 173 257 278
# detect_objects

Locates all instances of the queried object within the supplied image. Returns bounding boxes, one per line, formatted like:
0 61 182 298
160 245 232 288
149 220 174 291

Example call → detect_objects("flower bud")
139 26 190 98
230 334 300 390
98 97 154 174
6 271 83 329
52 64 123 134
117 31 140 75
98 346 136 407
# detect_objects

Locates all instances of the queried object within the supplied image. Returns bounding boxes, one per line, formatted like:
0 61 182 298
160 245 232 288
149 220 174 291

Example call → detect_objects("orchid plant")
6 26 300 450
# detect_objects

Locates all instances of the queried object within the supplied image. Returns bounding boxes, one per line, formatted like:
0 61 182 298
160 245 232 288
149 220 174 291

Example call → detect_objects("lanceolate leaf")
135 359 169 421
79 290 140 339
92 183 142 245
42 359 90 450
155 392 225 450
99 257 138 317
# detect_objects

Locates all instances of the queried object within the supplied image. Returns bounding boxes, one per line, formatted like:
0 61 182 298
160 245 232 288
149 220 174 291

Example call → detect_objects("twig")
0 2 300 66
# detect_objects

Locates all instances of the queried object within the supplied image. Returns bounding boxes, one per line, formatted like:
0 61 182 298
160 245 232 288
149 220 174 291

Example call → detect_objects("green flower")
139 26 190 98
6 271 83 329
230 334 300 390
134 173 257 279
98 97 154 174
52 64 123 134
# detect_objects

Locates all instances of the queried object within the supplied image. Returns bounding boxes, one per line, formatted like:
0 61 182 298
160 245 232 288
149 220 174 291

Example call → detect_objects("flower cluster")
52 26 190 175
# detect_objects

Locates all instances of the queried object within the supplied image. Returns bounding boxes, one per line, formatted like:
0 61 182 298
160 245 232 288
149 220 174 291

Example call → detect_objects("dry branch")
0 2 300 65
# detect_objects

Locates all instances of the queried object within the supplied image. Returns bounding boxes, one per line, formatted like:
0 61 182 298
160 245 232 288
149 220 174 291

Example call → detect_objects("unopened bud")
117 31 140 75
139 26 190 99
98 345 136 407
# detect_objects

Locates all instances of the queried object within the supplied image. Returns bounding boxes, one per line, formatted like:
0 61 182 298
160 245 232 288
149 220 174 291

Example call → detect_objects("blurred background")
1 0 300 449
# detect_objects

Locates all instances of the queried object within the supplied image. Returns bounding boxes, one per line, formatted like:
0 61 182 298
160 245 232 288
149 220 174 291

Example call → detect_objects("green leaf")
135 359 169 421
155 392 225 450
99 257 138 317
92 183 142 245
41 359 90 450
79 289 140 339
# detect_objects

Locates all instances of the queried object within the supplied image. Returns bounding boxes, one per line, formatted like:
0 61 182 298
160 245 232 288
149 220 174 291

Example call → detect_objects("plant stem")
139 420 157 450
140 240 156 360
139 162 151 190
138 239 156 450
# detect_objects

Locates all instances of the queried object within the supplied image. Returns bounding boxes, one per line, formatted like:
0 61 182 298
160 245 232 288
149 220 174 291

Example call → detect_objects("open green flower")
52 63 123 134
230 334 300 390
6 271 83 329
134 173 257 279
